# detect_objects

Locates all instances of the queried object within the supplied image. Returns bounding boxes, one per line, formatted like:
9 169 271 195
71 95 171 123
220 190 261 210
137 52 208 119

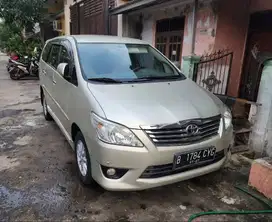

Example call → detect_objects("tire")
42 95 52 121
9 68 21 80
75 131 95 185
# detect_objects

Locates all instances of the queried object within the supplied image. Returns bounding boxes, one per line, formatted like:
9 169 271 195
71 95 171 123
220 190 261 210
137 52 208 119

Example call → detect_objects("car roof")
49 35 149 45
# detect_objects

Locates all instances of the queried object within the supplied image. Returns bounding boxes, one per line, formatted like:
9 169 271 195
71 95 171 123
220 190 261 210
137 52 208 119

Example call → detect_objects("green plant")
0 0 45 55
0 22 42 55
0 0 47 31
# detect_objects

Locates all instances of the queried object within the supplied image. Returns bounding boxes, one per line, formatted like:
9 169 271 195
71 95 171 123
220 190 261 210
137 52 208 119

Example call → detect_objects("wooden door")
240 31 272 101
156 32 183 68
155 17 185 68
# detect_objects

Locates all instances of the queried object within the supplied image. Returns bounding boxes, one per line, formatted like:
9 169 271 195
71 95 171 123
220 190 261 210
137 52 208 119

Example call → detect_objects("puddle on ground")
0 185 25 208
0 109 35 119
0 185 69 214
0 109 22 119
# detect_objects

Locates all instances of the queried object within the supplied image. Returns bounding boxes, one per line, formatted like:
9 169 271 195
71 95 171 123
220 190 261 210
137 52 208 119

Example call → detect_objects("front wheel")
75 132 95 185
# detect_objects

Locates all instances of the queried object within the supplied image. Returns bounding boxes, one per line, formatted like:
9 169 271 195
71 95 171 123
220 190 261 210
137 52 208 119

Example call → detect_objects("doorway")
155 17 185 68
240 11 272 101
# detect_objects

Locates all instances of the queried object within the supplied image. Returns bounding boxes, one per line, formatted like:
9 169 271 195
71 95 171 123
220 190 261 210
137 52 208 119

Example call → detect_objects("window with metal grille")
156 17 185 33
155 17 185 67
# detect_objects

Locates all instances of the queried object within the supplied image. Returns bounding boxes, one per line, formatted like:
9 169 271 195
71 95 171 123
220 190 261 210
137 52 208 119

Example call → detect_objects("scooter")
7 54 20 72
29 56 39 77
9 56 30 80
9 55 40 80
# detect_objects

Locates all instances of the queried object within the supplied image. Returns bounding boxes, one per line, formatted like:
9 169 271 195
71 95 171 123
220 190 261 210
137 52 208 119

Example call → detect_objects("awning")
110 0 167 15
110 0 196 15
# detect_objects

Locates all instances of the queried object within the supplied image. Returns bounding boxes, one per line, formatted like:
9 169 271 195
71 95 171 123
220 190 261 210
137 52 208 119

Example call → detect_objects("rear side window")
47 45 61 69
41 42 52 62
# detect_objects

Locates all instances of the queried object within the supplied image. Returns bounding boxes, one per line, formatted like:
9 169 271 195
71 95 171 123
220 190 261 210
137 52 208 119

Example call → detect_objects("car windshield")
77 43 185 82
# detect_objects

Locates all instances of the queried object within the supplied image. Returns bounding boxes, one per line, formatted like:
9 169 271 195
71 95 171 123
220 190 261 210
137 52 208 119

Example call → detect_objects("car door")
40 42 52 106
46 43 62 121
40 42 60 116
52 40 78 136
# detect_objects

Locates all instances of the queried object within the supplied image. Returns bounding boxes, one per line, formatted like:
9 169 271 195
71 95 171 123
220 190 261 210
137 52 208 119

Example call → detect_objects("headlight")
91 113 143 147
223 109 232 129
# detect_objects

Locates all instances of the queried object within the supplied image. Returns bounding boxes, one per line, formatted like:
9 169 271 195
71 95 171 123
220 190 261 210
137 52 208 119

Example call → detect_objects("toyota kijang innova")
39 35 233 191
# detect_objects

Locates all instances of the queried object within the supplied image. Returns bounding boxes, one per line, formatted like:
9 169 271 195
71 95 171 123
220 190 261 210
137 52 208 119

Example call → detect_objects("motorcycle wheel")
10 68 22 80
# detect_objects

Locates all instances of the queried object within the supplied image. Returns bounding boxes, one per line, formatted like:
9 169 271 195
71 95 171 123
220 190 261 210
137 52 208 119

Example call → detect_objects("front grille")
144 115 221 146
140 150 225 179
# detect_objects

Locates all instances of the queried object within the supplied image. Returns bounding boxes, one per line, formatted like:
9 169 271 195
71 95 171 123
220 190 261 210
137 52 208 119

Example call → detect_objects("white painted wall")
117 15 123 36
117 0 125 37
250 60 272 157
64 0 74 35
141 16 153 45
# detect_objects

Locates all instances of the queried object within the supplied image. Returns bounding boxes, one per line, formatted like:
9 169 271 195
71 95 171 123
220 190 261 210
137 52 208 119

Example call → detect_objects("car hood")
87 79 222 129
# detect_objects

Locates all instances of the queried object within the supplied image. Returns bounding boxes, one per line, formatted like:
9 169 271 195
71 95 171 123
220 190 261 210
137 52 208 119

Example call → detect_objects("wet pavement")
0 60 271 221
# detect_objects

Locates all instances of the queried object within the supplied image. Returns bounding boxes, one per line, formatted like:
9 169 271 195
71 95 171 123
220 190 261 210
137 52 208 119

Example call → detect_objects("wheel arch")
71 123 81 142
40 86 44 105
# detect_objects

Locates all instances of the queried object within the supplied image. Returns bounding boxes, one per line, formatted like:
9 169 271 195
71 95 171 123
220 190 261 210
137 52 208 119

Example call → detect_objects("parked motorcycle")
6 53 20 72
29 55 39 76
9 55 39 80
9 48 40 80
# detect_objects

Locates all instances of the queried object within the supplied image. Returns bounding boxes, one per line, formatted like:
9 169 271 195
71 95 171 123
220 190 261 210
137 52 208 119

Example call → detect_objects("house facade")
64 0 117 35
64 0 272 156
111 0 272 100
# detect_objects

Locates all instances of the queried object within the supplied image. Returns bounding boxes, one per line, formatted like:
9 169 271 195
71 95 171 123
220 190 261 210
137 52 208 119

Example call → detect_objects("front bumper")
85 127 233 191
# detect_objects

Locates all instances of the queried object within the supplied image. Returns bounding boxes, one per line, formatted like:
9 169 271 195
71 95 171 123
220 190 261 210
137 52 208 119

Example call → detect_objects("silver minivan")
39 35 233 191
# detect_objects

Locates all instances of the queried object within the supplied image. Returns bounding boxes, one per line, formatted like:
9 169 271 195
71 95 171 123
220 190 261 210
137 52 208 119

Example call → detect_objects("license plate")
173 147 216 169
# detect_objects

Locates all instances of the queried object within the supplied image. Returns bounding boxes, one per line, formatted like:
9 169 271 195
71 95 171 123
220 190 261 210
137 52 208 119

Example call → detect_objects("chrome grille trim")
143 115 221 146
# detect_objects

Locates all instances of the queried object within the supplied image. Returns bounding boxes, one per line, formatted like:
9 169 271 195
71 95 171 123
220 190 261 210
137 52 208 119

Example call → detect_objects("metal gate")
70 0 117 35
193 50 233 95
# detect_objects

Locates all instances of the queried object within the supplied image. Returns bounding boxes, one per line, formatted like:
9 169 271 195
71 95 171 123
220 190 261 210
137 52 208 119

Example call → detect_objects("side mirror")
57 63 69 77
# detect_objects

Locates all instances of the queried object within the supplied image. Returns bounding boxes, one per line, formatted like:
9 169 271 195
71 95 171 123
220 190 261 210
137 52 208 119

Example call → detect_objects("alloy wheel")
76 140 88 177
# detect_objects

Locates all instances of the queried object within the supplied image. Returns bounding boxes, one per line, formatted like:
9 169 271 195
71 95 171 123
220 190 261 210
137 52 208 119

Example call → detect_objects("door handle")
52 74 56 84
42 69 46 75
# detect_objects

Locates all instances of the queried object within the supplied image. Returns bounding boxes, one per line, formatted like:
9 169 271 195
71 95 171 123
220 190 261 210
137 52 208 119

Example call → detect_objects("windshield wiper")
88 78 122 83
135 75 183 81
131 66 146 72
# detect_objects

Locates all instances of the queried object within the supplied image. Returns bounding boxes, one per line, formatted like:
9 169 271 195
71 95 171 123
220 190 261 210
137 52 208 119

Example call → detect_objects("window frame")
47 43 62 69
41 42 52 62
58 40 78 86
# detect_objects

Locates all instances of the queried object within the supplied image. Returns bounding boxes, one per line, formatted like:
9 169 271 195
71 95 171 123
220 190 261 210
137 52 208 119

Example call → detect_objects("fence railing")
193 50 233 95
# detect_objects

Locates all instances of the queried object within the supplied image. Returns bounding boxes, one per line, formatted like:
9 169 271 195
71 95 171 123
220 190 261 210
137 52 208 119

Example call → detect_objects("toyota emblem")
186 124 199 135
